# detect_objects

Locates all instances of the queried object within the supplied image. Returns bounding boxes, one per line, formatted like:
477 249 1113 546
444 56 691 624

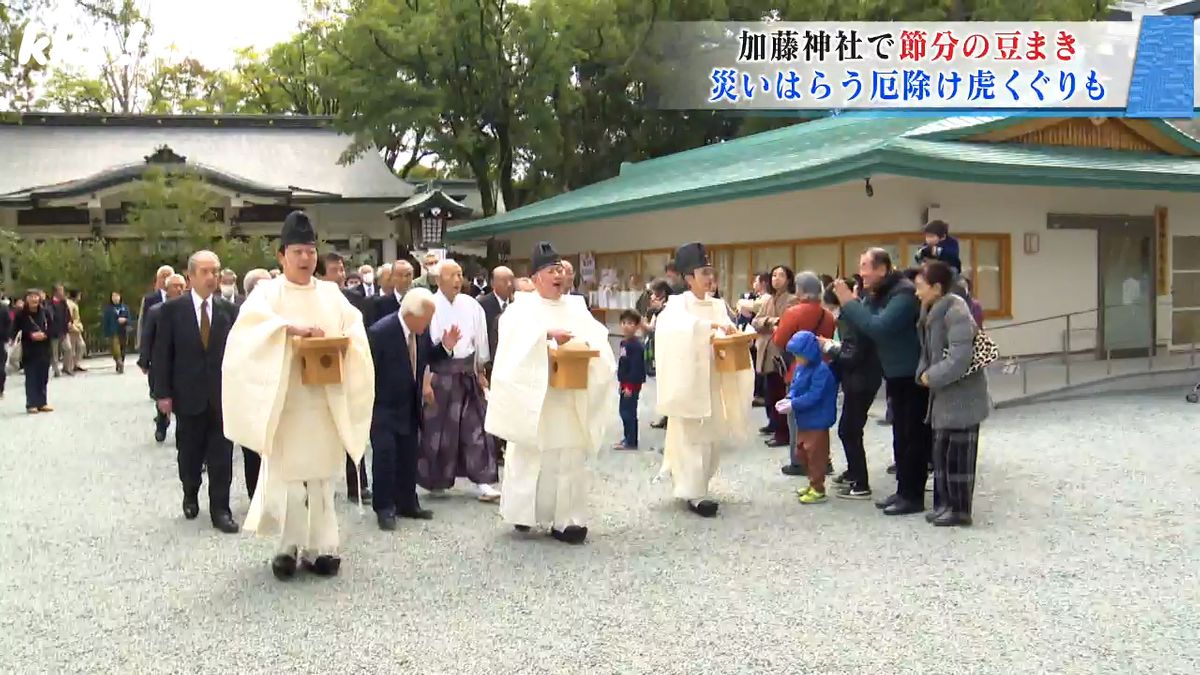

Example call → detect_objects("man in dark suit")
477 266 514 380
467 271 490 298
476 266 514 466
152 250 240 534
316 252 373 503
139 273 186 443
370 259 414 326
367 287 456 530
136 265 175 352
560 260 591 310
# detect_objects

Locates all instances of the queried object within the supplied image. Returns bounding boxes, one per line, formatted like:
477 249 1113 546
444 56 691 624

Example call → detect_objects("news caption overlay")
644 18 1196 117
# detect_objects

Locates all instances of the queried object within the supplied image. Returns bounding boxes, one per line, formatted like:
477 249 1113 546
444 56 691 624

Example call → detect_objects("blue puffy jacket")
787 330 838 431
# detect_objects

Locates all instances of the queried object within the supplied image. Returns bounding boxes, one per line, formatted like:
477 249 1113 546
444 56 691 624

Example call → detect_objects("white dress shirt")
429 290 489 365
191 290 213 328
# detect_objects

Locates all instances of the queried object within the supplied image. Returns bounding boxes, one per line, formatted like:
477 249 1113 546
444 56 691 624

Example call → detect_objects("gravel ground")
0 360 1197 674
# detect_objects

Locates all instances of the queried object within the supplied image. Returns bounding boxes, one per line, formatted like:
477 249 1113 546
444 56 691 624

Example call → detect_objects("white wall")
504 176 1200 355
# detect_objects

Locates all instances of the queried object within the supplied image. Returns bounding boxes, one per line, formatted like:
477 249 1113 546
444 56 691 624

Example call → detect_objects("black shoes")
836 483 872 500
832 471 853 486
399 508 433 520
302 555 341 577
687 499 719 517
925 506 950 523
212 513 239 534
932 511 972 527
780 463 806 476
650 418 667 429
154 428 167 443
758 425 773 435
347 489 373 505
182 498 199 520
550 526 588 545
883 498 925 516
377 512 398 531
764 439 788 448
886 463 897 475
875 493 899 510
272 554 298 581
513 525 531 533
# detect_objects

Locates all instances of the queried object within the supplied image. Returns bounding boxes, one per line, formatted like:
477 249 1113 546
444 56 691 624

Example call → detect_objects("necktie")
200 299 210 350
408 331 417 380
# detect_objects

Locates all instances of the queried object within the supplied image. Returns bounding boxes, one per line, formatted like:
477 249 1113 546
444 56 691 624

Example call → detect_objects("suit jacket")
477 292 508 365
372 292 401 327
137 289 165 349
137 303 165 372
341 286 378 327
367 313 449 436
151 294 238 417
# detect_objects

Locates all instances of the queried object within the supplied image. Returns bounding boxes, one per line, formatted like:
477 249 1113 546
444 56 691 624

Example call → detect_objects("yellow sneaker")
798 489 827 505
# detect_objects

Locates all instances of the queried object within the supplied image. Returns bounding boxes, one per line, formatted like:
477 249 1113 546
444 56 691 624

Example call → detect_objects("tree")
125 167 224 254
0 0 54 111
73 0 152 113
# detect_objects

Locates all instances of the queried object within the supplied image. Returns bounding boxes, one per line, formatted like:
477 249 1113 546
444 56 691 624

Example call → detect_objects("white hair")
165 273 185 287
400 287 436 318
243 268 271 295
156 265 175 277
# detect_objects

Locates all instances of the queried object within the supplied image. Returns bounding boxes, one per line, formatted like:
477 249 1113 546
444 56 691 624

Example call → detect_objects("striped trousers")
931 426 980 516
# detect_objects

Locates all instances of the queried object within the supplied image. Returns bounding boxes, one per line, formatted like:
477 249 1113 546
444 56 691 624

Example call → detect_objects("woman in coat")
914 261 990 527
101 291 131 373
17 289 55 413
752 266 799 448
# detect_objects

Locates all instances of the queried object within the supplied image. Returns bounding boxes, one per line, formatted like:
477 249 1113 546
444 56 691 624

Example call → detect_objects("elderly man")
485 242 616 544
377 263 394 295
515 277 535 293
139 273 187 443
218 269 243 305
356 264 378 296
368 287 459 529
243 268 271 297
560 260 591 310
137 265 175 351
420 258 500 501
224 211 374 580
477 266 514 373
152 251 240 534
413 252 440 290
373 259 415 323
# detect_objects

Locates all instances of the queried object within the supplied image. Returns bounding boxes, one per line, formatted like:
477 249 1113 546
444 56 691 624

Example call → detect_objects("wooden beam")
1118 120 1196 156
966 118 1064 142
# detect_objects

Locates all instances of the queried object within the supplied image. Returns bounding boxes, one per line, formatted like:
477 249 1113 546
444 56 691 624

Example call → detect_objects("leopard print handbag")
943 329 999 378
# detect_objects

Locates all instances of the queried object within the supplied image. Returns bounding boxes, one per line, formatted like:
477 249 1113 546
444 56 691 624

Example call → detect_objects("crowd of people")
0 215 991 580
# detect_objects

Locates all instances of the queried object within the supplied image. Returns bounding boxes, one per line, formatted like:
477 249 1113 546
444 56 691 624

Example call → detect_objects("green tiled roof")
447 115 1200 241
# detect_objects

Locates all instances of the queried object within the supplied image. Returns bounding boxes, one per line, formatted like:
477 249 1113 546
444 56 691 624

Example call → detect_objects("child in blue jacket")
775 330 838 504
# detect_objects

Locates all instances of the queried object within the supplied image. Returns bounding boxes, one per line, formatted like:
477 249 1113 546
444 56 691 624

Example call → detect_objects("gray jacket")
916 293 990 430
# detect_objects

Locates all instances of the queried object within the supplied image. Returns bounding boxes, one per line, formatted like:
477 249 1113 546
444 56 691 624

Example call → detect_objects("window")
795 243 839 278
593 252 638 289
751 245 791 277
1173 235 1200 345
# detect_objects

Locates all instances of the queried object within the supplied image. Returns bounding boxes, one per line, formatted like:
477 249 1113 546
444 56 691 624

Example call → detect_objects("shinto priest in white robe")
222 277 374 555
654 291 754 501
484 291 616 529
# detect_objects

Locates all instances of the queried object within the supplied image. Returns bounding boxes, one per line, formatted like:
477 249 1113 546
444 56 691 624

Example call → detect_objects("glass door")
1098 221 1155 357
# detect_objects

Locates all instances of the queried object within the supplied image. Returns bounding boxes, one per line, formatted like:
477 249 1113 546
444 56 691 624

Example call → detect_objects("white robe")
222 277 374 555
654 292 754 501
485 291 616 529
430 290 489 365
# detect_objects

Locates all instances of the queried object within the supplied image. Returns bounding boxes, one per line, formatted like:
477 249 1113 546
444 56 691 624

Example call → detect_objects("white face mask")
363 273 375 285
220 284 235 297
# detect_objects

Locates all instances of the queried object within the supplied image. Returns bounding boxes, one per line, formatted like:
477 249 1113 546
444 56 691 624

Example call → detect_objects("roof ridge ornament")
145 144 187 165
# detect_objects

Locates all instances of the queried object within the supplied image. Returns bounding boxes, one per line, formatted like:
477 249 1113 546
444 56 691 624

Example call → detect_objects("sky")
45 0 308 70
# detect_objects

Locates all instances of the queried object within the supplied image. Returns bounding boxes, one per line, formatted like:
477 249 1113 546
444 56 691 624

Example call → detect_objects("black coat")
17 306 54 365
477 292 506 364
341 286 378 328
48 298 69 338
829 314 883 394
151 294 238 416
371 292 400 327
0 306 11 343
367 312 449 436
137 303 165 372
